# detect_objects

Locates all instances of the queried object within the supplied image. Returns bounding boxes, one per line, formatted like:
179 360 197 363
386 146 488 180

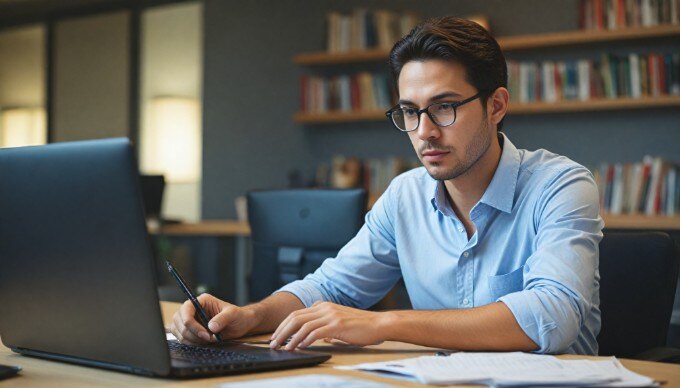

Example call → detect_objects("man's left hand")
269 301 389 351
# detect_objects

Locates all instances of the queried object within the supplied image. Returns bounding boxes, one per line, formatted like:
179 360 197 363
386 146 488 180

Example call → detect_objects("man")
170 16 603 355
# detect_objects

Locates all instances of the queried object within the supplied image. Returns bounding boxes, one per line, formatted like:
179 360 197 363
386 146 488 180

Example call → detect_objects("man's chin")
424 163 464 181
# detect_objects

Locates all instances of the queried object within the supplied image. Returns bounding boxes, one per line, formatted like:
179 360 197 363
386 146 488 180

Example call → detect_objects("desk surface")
149 215 680 238
1 302 678 387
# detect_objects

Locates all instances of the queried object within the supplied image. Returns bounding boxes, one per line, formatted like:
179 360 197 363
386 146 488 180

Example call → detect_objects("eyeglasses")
385 92 484 132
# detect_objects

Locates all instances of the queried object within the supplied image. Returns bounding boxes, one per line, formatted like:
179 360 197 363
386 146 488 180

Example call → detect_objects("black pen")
166 260 223 343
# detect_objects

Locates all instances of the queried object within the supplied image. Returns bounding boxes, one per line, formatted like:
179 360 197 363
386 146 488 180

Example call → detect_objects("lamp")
0 107 46 148
142 96 201 183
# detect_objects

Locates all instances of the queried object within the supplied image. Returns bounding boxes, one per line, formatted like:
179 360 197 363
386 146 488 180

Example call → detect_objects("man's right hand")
169 293 259 344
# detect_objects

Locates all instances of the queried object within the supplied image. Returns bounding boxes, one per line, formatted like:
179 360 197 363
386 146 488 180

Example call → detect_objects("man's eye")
435 104 454 112
402 108 417 117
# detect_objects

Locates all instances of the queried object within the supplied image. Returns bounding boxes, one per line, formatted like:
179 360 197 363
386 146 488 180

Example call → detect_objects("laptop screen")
0 138 171 375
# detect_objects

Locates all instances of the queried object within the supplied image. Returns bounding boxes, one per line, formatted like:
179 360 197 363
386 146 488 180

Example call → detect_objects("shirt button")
463 298 470 305
463 251 470 257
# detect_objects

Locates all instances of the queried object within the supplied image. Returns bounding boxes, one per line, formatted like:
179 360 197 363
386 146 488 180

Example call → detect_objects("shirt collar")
479 132 520 213
429 132 520 215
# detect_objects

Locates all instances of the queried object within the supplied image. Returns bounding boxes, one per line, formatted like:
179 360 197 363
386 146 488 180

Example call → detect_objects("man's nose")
416 111 440 141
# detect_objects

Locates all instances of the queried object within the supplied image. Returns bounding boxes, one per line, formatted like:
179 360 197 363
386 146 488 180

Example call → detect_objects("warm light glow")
143 97 201 183
0 108 46 148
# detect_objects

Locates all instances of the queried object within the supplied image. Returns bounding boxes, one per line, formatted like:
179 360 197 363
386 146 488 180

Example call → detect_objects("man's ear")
487 87 509 128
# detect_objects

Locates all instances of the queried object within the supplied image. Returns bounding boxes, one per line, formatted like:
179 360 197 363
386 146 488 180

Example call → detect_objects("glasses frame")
385 92 485 132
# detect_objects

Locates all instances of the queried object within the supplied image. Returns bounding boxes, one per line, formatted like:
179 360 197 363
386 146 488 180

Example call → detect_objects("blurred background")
1 0 679 345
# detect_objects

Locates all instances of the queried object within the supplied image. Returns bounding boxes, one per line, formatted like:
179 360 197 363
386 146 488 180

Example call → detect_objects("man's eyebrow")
398 92 463 106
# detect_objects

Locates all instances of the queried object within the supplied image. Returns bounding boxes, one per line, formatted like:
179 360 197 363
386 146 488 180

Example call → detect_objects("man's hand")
269 301 389 351
169 293 259 344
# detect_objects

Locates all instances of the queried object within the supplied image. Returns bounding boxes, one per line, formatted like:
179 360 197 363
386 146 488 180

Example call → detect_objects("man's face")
398 59 494 181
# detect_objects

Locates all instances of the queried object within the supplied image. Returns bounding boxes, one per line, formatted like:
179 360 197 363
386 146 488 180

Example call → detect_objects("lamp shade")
142 96 201 183
0 107 46 148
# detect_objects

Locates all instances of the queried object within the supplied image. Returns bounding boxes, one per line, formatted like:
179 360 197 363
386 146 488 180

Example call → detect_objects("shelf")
602 214 680 230
293 95 680 123
294 110 387 124
508 95 680 114
498 24 680 51
293 25 680 65
294 48 389 65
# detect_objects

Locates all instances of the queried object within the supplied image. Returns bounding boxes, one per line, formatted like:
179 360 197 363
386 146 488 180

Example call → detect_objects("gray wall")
202 0 680 219
53 11 129 142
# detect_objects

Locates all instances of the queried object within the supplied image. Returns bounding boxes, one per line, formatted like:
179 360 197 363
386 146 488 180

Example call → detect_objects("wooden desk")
1 302 678 387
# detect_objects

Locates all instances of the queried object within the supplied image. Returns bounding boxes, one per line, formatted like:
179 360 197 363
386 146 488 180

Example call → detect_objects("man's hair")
389 16 507 130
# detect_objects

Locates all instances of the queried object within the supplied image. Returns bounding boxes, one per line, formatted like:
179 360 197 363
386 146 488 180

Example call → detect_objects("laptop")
0 138 331 378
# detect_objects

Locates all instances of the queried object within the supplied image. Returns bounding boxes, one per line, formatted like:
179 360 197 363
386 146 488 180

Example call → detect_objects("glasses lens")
428 103 456 126
391 108 419 131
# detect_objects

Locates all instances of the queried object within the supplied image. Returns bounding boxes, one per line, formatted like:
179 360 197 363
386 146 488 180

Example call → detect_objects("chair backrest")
597 231 680 357
247 188 367 302
139 174 165 220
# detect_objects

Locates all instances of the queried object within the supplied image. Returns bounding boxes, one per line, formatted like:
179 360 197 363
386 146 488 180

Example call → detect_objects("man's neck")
443 134 503 235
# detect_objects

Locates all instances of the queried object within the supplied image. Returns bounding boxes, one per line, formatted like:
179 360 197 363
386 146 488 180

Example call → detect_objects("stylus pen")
166 260 223 343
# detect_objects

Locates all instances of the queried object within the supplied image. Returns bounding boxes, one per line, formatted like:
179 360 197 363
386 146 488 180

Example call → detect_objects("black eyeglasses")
385 92 484 132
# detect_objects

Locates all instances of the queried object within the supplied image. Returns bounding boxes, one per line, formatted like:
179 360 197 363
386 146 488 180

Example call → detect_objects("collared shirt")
277 133 604 355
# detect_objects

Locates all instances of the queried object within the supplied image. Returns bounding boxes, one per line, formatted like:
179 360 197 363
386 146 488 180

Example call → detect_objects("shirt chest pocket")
488 265 525 300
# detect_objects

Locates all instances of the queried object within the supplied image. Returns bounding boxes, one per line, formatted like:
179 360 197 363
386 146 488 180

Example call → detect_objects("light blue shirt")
278 133 603 355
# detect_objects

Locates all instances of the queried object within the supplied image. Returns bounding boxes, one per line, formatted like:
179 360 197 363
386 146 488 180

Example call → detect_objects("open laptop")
0 138 331 378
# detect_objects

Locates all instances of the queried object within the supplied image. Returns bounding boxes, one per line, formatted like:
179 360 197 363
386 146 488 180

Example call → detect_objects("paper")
336 352 657 387
217 374 395 387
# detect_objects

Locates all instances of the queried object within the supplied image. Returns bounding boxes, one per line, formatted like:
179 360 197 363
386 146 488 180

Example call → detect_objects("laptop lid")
0 138 171 376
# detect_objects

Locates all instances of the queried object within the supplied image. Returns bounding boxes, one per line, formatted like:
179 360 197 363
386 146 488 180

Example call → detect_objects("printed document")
336 352 657 387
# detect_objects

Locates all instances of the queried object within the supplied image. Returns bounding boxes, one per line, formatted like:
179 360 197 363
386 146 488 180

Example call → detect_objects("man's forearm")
244 292 305 335
380 302 539 351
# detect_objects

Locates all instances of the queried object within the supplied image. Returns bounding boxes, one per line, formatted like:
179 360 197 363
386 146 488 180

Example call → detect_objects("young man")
170 17 603 355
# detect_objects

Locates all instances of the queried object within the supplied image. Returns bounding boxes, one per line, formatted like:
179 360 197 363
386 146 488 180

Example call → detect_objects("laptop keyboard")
168 341 261 365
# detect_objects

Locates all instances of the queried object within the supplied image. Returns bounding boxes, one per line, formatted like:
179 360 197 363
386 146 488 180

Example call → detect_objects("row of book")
593 157 679 216
507 52 680 103
317 156 420 206
299 72 393 114
326 9 420 53
579 0 679 31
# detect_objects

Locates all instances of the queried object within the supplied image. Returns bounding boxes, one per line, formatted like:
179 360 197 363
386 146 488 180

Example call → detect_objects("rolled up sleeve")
499 166 603 354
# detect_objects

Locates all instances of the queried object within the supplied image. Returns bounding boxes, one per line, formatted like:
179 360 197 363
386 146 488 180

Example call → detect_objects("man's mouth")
421 149 449 162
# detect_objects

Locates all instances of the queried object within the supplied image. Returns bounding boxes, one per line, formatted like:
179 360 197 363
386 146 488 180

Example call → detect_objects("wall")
0 24 44 108
53 11 129 142
202 0 680 220
140 2 203 222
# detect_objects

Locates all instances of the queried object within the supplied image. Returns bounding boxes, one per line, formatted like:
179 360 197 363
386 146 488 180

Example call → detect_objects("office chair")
597 231 680 362
247 188 366 302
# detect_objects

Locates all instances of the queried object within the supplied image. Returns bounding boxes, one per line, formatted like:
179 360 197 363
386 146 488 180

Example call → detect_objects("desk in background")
0 302 678 387
149 221 251 306
149 217 680 308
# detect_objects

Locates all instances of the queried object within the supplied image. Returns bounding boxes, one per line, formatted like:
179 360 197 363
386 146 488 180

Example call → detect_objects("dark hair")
389 16 507 130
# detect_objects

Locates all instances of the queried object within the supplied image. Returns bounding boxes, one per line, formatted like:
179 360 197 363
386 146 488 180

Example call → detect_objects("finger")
270 309 316 347
270 310 323 349
297 326 335 349
284 318 329 351
174 310 207 344
270 303 325 341
178 299 212 342
207 304 239 336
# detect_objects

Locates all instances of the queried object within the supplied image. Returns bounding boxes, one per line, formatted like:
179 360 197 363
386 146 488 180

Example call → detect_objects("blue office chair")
246 188 367 302
597 231 680 362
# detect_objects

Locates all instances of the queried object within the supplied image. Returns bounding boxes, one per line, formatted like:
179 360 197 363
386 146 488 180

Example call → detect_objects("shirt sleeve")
275 179 403 308
498 166 603 354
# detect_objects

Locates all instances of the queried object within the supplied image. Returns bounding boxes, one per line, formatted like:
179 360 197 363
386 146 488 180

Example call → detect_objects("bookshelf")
293 25 680 65
293 21 680 230
294 95 680 124
602 214 680 230
294 25 680 123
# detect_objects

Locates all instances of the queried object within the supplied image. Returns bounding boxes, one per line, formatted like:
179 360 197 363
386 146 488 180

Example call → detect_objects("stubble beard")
421 119 492 181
